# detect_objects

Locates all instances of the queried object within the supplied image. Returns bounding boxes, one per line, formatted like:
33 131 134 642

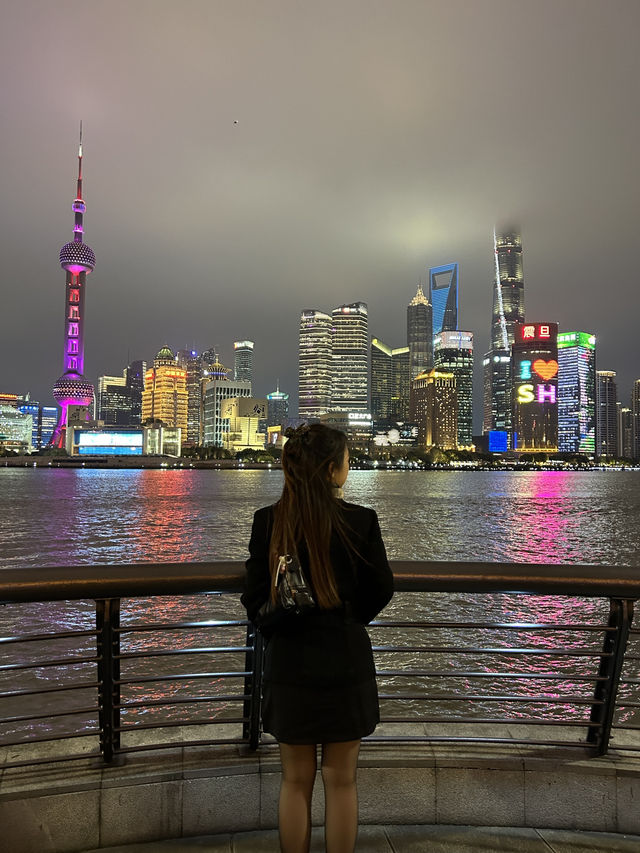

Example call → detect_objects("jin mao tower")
51 126 96 447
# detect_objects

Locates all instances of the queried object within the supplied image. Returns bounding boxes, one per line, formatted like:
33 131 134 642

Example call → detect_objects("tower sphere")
52 373 95 406
59 241 96 274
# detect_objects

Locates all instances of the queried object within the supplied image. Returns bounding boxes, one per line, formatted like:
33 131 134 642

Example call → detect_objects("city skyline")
1 1 638 429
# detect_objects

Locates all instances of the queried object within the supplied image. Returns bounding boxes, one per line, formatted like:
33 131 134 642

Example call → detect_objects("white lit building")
331 302 369 412
298 310 332 419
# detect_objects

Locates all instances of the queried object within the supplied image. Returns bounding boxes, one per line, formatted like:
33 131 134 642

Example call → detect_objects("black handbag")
256 554 316 630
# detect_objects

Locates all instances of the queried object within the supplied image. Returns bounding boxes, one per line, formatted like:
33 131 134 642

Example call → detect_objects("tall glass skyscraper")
429 263 458 341
370 338 410 423
266 386 289 428
434 331 474 448
331 302 369 412
596 371 618 459
298 310 332 419
407 284 432 379
483 228 526 439
511 322 558 452
557 332 596 455
632 379 640 461
234 341 254 385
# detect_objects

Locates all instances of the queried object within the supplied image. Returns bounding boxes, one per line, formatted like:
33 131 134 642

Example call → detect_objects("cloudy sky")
1 0 638 429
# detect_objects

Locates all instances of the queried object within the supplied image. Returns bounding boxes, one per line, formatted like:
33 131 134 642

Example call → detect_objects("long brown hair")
270 423 349 608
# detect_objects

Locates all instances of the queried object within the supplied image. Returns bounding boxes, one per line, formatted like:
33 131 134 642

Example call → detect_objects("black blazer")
242 500 394 627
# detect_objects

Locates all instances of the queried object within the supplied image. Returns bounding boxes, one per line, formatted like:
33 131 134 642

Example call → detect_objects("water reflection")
2 469 639 738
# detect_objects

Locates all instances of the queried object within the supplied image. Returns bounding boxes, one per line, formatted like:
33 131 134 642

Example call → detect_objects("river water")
1 468 639 740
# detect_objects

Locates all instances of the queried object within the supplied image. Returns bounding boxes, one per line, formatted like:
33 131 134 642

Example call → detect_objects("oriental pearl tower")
50 125 96 448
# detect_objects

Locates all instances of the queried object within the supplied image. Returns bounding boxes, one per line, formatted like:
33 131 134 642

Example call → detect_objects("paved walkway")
81 824 640 852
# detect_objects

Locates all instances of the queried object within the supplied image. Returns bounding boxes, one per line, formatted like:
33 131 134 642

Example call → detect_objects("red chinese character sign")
512 322 559 451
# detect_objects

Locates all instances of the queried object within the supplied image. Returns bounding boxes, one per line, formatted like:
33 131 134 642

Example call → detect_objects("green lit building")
557 332 596 455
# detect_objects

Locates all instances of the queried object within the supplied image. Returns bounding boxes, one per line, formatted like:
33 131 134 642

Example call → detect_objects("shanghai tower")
50 126 96 448
482 228 526 437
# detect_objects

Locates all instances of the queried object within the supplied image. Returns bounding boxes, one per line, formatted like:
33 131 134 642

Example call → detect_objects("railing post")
96 597 121 763
587 598 634 755
242 621 264 750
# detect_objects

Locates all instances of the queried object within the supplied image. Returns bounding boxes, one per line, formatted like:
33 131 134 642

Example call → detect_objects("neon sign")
519 323 558 343
517 384 557 405
532 359 558 381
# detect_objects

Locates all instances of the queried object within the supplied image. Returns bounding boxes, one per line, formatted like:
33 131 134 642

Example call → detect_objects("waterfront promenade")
2 559 640 851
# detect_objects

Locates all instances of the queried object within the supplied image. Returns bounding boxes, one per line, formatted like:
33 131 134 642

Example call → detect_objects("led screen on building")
75 430 143 456
512 323 559 451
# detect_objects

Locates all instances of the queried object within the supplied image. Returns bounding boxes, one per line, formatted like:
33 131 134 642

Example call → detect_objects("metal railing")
1 560 639 768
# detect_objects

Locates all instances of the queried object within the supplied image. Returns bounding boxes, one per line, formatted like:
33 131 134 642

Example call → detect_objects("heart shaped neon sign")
532 359 558 381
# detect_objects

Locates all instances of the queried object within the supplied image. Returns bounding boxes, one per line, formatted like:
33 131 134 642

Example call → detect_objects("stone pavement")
80 825 640 852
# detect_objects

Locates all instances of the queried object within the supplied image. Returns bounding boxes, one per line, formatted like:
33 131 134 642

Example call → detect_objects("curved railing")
1 561 639 768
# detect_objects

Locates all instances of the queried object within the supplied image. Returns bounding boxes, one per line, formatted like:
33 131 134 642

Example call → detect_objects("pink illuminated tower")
50 125 96 448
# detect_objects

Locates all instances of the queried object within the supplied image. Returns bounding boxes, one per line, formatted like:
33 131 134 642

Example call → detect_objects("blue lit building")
557 332 596 455
17 402 58 449
429 263 458 342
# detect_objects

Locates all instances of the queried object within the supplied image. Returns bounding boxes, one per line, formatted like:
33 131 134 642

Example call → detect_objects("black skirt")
260 609 380 744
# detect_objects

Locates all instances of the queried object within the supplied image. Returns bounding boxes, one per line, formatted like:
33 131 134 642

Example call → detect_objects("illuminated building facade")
483 351 511 435
51 128 97 447
331 302 369 412
370 338 410 423
126 361 146 425
234 341 254 386
618 407 633 459
97 374 129 425
483 228 526 440
221 397 267 452
511 322 558 452
407 284 433 379
266 386 289 428
141 346 188 440
429 263 458 341
411 369 458 450
319 411 373 453
177 349 204 444
632 380 640 461
298 310 332 419
17 402 57 449
596 370 618 459
434 331 474 448
202 363 251 447
0 405 33 452
557 332 596 455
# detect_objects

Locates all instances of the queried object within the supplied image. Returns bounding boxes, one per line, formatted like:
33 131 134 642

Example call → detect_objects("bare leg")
321 740 361 853
278 742 317 853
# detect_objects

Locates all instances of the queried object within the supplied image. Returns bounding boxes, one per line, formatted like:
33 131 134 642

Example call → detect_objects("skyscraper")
434 331 474 448
483 228 526 439
618 407 633 459
557 332 596 455
331 302 369 412
407 284 433 379
266 385 289 428
596 371 618 459
632 380 640 461
370 338 410 423
298 310 332 419
97 373 131 425
141 346 188 442
234 341 254 385
126 360 146 425
411 369 458 450
177 349 204 444
511 322 558 452
429 263 458 340
51 127 96 448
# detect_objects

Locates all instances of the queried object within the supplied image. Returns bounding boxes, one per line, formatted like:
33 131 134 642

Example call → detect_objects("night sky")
1 0 638 430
